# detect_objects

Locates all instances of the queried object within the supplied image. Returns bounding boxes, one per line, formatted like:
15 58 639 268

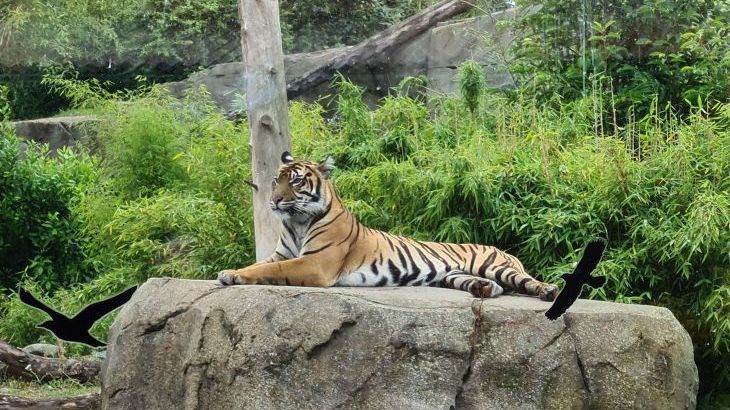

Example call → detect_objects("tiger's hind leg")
441 270 504 298
491 265 558 301
470 248 558 301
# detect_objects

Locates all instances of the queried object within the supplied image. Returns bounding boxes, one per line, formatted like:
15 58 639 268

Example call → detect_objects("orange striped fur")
218 153 558 300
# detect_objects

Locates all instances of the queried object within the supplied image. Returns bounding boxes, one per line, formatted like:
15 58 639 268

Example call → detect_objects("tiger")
217 152 559 301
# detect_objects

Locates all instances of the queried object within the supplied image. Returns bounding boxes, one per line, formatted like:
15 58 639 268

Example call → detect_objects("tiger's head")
270 151 335 218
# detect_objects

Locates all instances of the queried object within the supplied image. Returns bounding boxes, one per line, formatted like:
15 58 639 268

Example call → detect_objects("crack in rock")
306 319 357 360
138 288 223 336
564 314 592 396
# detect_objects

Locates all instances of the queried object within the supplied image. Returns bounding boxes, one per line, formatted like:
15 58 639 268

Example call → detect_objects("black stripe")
518 278 531 292
477 251 499 277
299 191 320 201
439 243 462 262
412 280 423 286
396 247 408 271
336 216 357 245
307 201 332 229
493 265 511 285
401 244 420 275
417 241 450 266
275 251 287 258
302 242 334 256
370 261 379 275
413 246 436 277
352 222 361 243
375 277 388 286
283 222 297 242
302 229 327 247
399 245 421 285
388 259 401 284
468 246 477 273
383 233 396 251
308 210 345 238
281 239 296 257
504 271 518 287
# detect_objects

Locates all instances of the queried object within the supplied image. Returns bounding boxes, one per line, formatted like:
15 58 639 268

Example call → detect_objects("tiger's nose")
272 195 283 206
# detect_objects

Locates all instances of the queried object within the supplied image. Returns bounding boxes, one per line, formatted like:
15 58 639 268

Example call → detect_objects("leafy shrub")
458 60 486 115
0 126 98 291
511 0 730 120
0 83 254 348
80 86 255 279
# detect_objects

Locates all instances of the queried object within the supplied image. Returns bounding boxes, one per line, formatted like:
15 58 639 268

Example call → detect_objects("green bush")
511 0 730 120
79 86 256 281
0 125 98 291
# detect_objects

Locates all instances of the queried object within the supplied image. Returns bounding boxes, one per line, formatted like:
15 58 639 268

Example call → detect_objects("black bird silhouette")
19 286 137 347
545 240 607 320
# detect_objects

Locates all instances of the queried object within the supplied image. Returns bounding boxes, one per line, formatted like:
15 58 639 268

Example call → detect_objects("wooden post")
239 0 291 260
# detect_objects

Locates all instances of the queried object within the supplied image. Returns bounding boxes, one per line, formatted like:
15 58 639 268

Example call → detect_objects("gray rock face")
102 278 697 410
21 343 60 358
12 115 99 155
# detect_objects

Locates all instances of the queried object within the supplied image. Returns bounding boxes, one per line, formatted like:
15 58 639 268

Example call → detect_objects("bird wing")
545 239 607 320
573 239 606 278
18 288 67 320
545 284 581 320
72 286 138 328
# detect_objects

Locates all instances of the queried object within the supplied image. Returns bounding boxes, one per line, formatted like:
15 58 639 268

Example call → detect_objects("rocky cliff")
101 278 698 410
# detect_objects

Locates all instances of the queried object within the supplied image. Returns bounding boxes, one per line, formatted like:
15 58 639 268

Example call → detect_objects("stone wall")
101 278 698 410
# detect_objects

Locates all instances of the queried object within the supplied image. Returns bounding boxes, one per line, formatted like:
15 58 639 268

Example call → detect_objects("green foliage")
279 0 438 52
0 84 12 120
458 60 486 114
0 83 253 348
0 0 443 119
0 126 98 291
512 0 730 120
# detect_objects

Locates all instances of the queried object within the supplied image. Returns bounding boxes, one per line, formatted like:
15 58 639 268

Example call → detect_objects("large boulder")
12 115 100 155
102 278 698 410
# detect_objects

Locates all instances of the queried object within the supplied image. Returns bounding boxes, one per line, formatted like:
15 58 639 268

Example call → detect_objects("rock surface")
12 115 99 155
102 278 697 410
21 343 60 358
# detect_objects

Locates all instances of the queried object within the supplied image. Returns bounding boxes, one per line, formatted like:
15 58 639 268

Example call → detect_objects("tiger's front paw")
217 270 243 286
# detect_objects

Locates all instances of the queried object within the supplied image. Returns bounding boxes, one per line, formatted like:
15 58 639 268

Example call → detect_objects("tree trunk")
239 0 291 260
286 0 473 98
0 342 100 383
0 392 100 410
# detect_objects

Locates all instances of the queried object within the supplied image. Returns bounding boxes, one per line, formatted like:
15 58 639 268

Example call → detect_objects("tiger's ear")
281 151 294 164
318 156 335 179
